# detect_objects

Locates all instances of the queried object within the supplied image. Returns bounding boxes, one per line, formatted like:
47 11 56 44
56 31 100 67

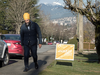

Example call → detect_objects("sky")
38 0 96 6
38 0 64 5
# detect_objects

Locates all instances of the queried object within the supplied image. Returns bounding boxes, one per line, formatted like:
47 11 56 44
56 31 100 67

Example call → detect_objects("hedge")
0 30 8 34
67 38 78 50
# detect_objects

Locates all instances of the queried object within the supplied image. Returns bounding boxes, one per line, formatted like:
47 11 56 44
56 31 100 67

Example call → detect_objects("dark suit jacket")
20 21 42 46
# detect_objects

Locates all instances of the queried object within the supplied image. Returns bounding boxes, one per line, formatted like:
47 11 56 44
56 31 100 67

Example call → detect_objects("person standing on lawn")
20 13 42 72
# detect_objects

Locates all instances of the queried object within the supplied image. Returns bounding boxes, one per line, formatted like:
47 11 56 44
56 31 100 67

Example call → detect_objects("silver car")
0 39 9 67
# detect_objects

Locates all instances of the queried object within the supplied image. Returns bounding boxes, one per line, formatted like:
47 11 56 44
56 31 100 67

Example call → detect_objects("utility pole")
79 0 83 52
76 13 79 38
76 0 79 38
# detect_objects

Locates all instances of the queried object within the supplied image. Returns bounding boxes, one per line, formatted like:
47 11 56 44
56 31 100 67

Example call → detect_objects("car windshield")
64 41 68 42
56 41 60 43
2 35 20 40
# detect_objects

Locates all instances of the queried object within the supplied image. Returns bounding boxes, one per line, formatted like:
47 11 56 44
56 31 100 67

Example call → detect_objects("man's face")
25 19 30 25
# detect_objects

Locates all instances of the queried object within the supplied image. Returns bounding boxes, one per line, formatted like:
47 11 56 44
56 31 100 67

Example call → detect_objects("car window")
2 35 20 40
1 35 6 40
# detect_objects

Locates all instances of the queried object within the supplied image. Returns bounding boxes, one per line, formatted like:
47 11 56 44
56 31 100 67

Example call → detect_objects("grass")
75 53 98 60
39 53 100 75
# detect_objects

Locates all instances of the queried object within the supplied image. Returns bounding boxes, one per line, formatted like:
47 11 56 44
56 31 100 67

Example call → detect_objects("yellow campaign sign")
55 44 75 60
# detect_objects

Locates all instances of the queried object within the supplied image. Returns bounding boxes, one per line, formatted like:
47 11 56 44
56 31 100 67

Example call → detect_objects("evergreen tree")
0 0 14 32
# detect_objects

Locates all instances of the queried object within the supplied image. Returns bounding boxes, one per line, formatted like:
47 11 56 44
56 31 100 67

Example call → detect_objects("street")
0 45 56 75
37 45 56 53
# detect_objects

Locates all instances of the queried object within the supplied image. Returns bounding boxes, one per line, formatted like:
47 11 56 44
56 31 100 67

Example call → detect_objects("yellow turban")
23 13 30 20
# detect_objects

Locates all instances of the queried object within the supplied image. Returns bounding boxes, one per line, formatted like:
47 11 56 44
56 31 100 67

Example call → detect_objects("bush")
0 30 8 34
67 38 78 50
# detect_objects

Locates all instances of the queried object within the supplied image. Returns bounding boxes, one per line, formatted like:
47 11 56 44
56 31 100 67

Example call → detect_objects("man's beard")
26 22 29 26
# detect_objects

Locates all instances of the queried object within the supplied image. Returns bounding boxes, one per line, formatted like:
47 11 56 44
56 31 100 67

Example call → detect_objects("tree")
39 11 57 42
0 0 8 30
39 10 77 42
84 21 95 42
64 0 100 63
0 0 16 32
0 11 5 30
6 0 40 34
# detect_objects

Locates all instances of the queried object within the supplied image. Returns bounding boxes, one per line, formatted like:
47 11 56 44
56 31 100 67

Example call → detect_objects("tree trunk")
15 23 22 34
59 37 60 42
95 26 100 63
47 36 49 42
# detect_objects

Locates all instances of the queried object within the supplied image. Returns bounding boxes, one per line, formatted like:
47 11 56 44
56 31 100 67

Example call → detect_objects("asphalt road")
37 45 56 53
0 45 56 75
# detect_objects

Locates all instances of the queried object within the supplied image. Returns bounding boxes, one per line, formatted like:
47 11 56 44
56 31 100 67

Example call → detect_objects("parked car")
63 40 68 44
53 41 56 44
0 34 24 57
56 41 60 44
0 39 9 67
48 42 53 45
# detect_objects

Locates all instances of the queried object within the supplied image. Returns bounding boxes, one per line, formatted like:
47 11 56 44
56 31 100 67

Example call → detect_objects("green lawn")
75 53 98 60
39 53 100 75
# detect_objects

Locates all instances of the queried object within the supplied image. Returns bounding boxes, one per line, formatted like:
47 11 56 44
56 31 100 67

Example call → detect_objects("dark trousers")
24 43 37 68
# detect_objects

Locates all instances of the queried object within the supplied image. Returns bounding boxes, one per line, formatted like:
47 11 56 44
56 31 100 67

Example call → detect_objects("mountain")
39 3 75 20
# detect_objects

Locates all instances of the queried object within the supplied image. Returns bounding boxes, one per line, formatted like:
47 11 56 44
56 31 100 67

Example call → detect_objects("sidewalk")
75 50 97 54
24 49 55 75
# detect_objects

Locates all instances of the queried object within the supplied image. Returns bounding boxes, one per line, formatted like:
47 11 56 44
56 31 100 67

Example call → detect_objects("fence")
77 42 96 51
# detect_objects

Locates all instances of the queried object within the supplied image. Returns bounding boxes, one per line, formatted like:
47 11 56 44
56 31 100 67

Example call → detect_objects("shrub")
0 30 8 34
67 38 78 50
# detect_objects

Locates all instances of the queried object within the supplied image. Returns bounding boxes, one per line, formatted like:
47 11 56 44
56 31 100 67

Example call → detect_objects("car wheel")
3 52 9 66
0 52 9 67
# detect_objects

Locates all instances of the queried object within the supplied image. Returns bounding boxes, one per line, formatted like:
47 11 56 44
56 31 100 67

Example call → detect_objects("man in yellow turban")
20 13 42 72
23 13 30 26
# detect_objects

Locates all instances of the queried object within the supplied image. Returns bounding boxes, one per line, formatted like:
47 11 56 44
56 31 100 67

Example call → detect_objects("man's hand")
39 44 42 49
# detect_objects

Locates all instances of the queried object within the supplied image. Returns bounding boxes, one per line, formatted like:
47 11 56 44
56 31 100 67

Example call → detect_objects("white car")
63 40 68 44
0 39 9 67
53 41 56 44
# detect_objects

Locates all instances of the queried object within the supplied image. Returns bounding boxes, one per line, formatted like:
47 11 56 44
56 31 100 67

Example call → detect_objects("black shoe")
35 63 38 69
29 55 31 57
23 67 29 72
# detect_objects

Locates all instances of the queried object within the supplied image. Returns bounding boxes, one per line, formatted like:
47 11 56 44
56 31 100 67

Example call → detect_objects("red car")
48 42 53 45
0 34 24 57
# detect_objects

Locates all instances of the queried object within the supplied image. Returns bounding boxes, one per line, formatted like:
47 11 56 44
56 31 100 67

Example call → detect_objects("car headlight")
7 43 11 46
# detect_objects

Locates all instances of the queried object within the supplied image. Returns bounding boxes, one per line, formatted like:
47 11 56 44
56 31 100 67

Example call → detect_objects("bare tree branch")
64 0 100 26
6 0 38 34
